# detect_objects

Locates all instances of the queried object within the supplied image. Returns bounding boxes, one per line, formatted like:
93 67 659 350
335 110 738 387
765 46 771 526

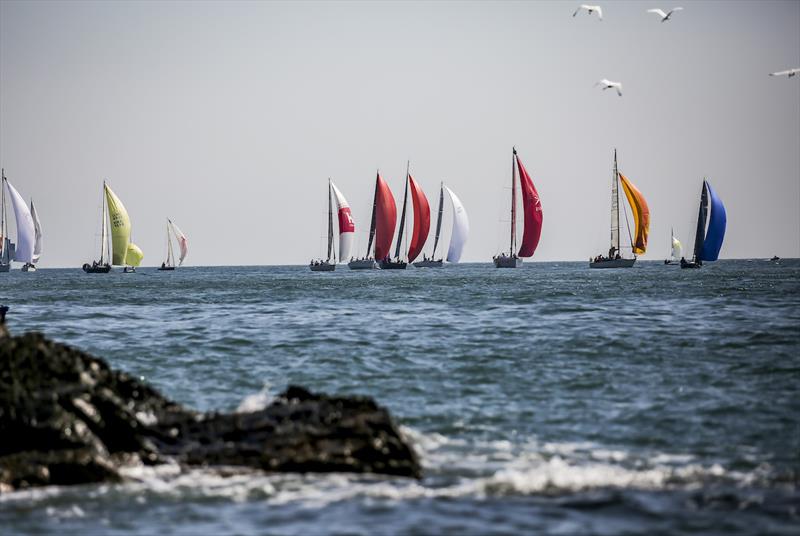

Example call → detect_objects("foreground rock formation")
0 317 420 492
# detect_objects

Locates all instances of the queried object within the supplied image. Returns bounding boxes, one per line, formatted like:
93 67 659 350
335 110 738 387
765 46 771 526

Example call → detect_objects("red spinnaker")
374 173 397 261
406 175 431 263
516 155 543 257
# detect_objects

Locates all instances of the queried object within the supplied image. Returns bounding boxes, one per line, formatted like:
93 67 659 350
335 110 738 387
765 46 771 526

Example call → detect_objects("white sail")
444 185 469 263
330 181 354 262
30 200 42 264
671 236 682 260
169 220 189 265
4 179 35 263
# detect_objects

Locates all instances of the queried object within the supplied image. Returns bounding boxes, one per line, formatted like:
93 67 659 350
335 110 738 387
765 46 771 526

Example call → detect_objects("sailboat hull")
82 263 111 273
348 259 377 270
310 262 336 272
680 259 702 269
664 260 679 265
157 266 176 271
413 259 443 268
21 263 36 272
493 256 522 268
0 263 9 273
589 258 636 269
379 260 407 270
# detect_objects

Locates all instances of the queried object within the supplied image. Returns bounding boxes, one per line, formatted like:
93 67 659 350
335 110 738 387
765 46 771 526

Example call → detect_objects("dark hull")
310 262 335 272
664 260 679 265
379 260 407 270
0 263 9 273
589 258 636 269
157 266 176 271
347 259 377 270
493 256 522 268
82 263 111 273
680 259 702 269
413 259 443 268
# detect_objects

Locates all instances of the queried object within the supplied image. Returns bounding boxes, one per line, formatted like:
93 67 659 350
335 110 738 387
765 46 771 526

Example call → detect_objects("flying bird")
647 7 683 22
573 4 603 20
594 79 623 96
769 68 800 78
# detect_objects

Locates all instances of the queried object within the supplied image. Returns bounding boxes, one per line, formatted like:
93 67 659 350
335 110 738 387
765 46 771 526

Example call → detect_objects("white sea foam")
235 382 274 413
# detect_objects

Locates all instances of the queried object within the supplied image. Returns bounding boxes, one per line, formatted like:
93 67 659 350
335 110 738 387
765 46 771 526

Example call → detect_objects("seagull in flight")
769 68 800 78
573 5 603 20
594 79 623 96
647 7 683 22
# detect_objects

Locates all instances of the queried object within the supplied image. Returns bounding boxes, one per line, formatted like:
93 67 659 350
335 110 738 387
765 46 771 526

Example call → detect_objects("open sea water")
1 260 799 535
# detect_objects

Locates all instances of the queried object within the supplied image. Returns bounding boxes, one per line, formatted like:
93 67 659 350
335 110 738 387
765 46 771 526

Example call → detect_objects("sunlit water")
2 260 799 535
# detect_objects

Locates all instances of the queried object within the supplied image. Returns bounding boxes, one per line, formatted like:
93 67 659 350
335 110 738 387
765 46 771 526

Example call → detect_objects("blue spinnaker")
699 181 726 261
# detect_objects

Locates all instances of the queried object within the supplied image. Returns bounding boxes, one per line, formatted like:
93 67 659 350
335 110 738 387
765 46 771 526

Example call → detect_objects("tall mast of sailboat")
366 172 379 258
431 181 444 259
0 169 6 263
394 161 410 260
510 148 518 255
611 149 620 256
327 178 334 263
100 181 108 264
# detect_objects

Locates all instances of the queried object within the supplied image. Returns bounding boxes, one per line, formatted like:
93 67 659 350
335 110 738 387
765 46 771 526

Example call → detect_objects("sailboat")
664 228 682 265
1 172 36 272
158 219 189 271
590 150 649 268
493 148 543 268
413 183 470 267
348 172 393 270
82 182 143 273
0 169 14 273
23 200 43 271
381 163 430 270
680 179 726 269
310 179 354 271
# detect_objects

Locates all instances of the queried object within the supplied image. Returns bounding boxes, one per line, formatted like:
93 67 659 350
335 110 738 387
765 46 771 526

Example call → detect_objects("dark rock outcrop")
0 327 420 492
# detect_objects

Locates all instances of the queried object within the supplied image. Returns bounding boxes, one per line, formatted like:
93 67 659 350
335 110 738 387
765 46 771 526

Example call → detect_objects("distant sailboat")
681 179 726 269
590 150 649 268
349 172 393 270
0 170 9 273
1 172 36 272
664 228 681 265
24 199 43 271
493 148 543 268
83 182 143 273
310 179 354 271
413 183 470 267
383 164 430 270
158 219 189 271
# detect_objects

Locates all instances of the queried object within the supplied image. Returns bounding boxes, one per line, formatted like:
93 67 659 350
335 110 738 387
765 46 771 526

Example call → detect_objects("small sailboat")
348 172 393 270
83 182 143 273
664 228 681 265
310 179 354 271
158 219 189 271
1 172 36 272
680 179 726 269
0 169 15 273
413 183 470 267
22 200 43 272
382 164 430 270
493 148 543 268
590 150 649 268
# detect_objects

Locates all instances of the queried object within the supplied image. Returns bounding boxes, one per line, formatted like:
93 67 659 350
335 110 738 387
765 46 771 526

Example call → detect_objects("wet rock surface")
0 328 420 492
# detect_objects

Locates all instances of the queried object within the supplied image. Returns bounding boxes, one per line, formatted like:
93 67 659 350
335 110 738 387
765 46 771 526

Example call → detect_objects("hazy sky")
1 0 798 267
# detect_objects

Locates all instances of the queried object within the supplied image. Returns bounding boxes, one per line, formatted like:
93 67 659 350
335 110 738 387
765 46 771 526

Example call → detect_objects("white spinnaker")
330 181 354 262
169 220 189 265
671 236 682 260
444 186 469 263
5 180 35 263
30 199 43 264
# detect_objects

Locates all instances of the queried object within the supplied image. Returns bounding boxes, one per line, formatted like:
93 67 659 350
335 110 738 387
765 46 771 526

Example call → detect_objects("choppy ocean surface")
1 260 799 535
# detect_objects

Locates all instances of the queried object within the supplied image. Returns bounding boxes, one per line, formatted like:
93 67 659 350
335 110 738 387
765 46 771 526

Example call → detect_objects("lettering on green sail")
112 214 124 228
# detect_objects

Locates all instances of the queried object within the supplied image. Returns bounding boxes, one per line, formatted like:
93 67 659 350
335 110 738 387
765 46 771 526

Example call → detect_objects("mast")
366 172 379 258
432 182 444 259
327 178 334 262
165 220 175 266
394 161 410 260
510 148 518 255
0 169 6 263
100 182 108 264
693 180 709 262
611 149 620 256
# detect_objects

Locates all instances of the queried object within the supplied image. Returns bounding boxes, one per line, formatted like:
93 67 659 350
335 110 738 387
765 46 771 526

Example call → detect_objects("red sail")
406 174 431 263
374 173 397 261
516 154 543 257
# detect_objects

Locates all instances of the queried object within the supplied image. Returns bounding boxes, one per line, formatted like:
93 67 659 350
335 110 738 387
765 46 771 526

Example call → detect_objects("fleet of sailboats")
493 148 543 268
680 179 726 269
590 150 649 268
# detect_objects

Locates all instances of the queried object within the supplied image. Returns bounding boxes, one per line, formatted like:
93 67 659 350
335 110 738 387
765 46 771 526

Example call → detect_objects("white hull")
494 256 522 268
348 259 377 270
